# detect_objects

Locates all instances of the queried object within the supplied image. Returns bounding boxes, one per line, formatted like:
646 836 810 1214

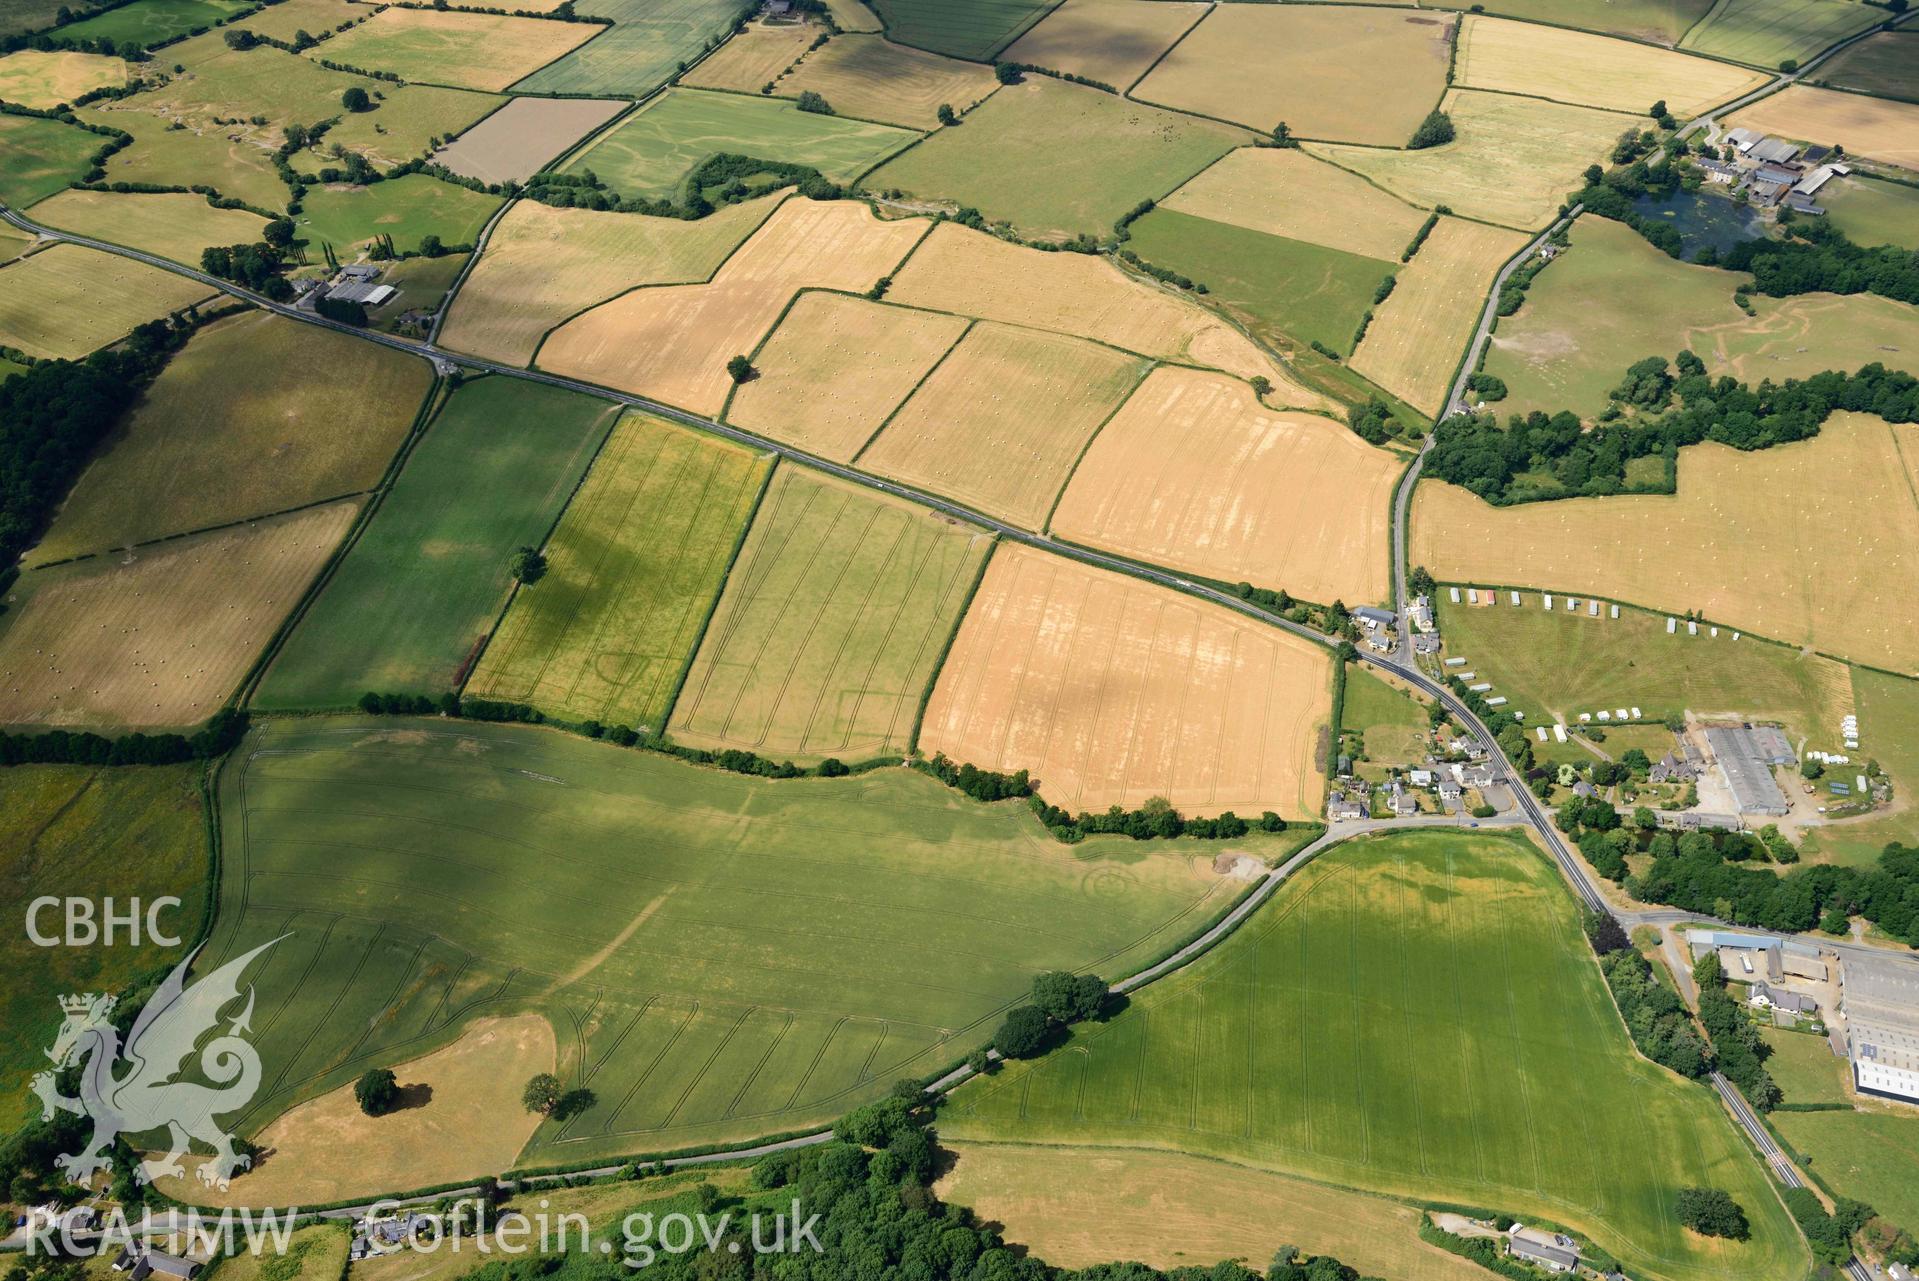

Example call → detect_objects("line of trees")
0 709 249 767
1428 354 1919 504
1693 952 1780 1110
524 151 840 218
1583 910 1713 1079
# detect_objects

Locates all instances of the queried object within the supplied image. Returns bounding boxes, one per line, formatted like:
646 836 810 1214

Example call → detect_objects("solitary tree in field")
1676 1188 1749 1240
1249 375 1272 398
341 86 371 112
355 1067 399 1116
993 62 1020 85
795 90 833 115
937 103 957 126
523 1073 562 1114
510 546 546 584
726 354 755 383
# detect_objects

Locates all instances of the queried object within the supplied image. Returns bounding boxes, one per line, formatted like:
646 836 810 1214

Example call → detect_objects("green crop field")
1679 0 1882 67
198 716 1273 1179
295 173 501 256
27 310 431 567
0 764 207 1130
47 0 255 50
669 466 991 763
945 828 1808 1281
467 412 770 732
869 0 1055 59
1125 207 1394 357
1482 216 1919 419
865 78 1247 241
0 111 100 207
512 0 742 96
1800 667 1919 867
257 378 620 709
1816 29 1919 100
561 88 917 202
1433 592 1855 747
1821 176 1919 251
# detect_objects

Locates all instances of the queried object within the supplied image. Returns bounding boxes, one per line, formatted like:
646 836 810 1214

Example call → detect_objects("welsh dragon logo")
32 939 281 1192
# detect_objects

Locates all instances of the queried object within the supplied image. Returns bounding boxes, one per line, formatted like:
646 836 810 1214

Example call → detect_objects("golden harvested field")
27 189 265 267
938 1144 1487 1281
725 291 969 461
1305 90 1641 230
1134 5 1454 145
0 501 358 731
235 0 366 42
537 197 926 415
779 34 999 129
439 191 784 365
0 49 125 108
174 1017 553 1207
887 222 1334 411
0 243 215 361
669 467 991 761
1162 147 1429 261
430 96 626 186
1050 367 1399 605
683 17 819 92
466 414 771 729
1350 216 1528 415
309 8 598 93
1454 16 1767 116
922 543 1331 818
1001 0 1209 90
857 322 1148 529
1412 414 1919 673
1727 85 1919 171
28 311 430 567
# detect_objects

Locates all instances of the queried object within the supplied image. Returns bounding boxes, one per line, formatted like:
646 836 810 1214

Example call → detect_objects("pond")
1631 186 1767 261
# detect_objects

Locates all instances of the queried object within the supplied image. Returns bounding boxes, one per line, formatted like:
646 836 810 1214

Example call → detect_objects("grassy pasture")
512 0 747 96
1799 667 1919 866
826 0 883 32
0 764 206 1130
467 413 770 730
0 110 105 207
561 88 916 200
1727 84 1919 170
1679 0 1883 66
308 8 599 92
0 227 30 264
1454 15 1767 116
438 191 781 366
1344 669 1429 768
207 1227 350 1281
1772 1101 1919 1232
725 291 969 461
1135 4 1454 144
864 77 1248 240
76 103 291 211
1817 29 1919 101
309 83 503 168
1050 367 1399 608
258 378 619 709
192 716 1260 1183
295 173 501 255
1412 414 1919 674
1001 0 1206 91
1161 146 1428 262
232 0 367 43
0 48 126 107
867 0 1054 59
1304 90 1641 231
1482 215 1919 420
682 17 820 93
944 829 1809 1281
939 1145 1486 1281
124 43 361 134
778 32 1000 129
858 321 1148 529
1432 592 1855 746
537 197 925 416
27 188 265 265
0 242 214 360
0 500 358 730
1124 206 1391 356
45 0 252 49
1351 216 1527 416
1426 0 1714 45
1822 175 1919 249
29 310 430 567
669 466 990 761
431 96 625 186
886 222 1326 407
363 251 467 331
923 543 1332 818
